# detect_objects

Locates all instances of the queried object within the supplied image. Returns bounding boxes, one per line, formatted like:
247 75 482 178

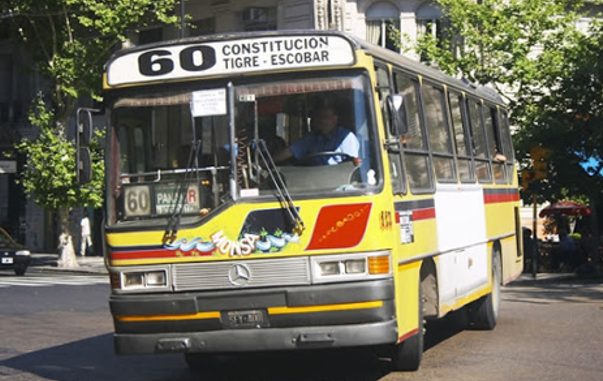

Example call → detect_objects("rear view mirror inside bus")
387 94 409 136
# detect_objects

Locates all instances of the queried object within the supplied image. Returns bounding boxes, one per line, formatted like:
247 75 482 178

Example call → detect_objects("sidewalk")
30 253 108 274
512 271 603 286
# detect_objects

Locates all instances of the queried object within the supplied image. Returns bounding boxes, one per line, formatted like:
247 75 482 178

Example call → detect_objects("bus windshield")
109 71 380 223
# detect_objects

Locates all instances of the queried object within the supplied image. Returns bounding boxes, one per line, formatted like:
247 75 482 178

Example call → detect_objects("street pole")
532 194 538 278
180 0 186 38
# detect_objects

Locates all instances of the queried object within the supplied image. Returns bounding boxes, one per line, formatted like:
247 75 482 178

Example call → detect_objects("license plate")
222 310 267 329
1 257 13 264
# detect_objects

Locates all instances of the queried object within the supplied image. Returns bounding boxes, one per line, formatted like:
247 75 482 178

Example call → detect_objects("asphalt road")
0 270 602 381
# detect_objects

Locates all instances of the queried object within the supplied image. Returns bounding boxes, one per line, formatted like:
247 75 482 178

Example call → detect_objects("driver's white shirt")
289 127 360 165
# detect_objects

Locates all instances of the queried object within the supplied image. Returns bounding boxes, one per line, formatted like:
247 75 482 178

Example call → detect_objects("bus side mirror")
76 108 99 184
387 94 409 136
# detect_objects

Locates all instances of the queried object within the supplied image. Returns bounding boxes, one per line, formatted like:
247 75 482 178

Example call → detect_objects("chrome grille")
172 257 311 291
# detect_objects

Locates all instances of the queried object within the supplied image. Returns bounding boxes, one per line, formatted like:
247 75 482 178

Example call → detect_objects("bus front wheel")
391 286 424 371
468 250 501 330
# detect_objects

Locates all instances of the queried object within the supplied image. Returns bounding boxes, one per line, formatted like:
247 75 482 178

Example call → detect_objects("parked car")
0 227 31 276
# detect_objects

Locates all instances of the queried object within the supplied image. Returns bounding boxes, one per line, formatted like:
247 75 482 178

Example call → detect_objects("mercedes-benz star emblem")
228 263 251 287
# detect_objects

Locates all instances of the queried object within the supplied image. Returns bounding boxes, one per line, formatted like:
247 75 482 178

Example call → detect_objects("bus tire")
391 286 424 371
468 249 501 330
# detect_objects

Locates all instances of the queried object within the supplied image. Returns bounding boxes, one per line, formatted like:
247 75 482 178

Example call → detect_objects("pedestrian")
80 215 92 257
523 228 538 278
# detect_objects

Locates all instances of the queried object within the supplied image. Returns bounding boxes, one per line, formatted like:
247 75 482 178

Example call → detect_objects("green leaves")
408 0 601 203
6 0 179 211
515 20 603 201
15 96 104 210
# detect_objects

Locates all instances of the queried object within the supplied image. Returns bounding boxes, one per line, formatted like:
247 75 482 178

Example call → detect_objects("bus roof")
105 29 504 105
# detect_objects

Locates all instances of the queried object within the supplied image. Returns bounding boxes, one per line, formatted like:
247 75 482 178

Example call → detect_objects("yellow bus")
98 30 523 371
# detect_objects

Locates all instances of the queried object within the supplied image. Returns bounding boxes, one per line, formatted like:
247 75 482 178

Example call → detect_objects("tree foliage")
3 0 178 116
409 0 582 103
4 0 178 202
15 96 104 210
2 0 179 265
515 20 603 202
398 0 601 201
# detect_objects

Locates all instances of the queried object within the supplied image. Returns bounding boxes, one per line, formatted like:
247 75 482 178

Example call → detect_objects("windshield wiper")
253 139 305 235
163 138 201 244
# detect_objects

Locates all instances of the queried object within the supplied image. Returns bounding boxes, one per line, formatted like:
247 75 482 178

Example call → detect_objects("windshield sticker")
306 203 372 250
190 89 226 117
162 229 300 257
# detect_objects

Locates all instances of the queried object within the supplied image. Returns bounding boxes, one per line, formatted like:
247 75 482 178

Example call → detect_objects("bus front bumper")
114 320 397 354
110 278 397 354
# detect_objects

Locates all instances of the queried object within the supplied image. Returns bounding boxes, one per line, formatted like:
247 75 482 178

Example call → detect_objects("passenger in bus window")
273 103 359 165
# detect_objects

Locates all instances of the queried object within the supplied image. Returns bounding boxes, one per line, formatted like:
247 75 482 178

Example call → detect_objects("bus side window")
423 84 455 183
376 64 405 195
449 92 474 183
467 99 492 183
499 111 515 184
395 73 434 193
484 106 505 183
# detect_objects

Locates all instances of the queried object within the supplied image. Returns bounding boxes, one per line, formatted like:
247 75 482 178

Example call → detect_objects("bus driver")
273 104 360 165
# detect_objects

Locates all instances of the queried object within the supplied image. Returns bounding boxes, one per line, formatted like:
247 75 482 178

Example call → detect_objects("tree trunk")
57 207 78 268
588 194 600 272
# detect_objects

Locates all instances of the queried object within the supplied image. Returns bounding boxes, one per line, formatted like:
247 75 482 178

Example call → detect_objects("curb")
30 253 108 275
512 272 603 286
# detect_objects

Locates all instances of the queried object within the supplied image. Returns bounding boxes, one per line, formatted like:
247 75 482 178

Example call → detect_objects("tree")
400 0 602 264
401 0 582 105
515 20 602 261
2 0 179 267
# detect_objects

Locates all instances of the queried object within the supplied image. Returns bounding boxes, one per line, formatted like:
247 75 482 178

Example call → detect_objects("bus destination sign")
107 35 355 86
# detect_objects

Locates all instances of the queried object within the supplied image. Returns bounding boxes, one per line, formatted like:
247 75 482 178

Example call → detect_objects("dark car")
0 227 31 276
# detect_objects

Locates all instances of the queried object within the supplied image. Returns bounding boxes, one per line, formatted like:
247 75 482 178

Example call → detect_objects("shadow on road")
503 277 603 304
0 333 392 381
0 334 185 381
0 317 472 381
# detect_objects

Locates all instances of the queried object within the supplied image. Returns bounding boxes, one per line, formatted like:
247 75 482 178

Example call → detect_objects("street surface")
0 270 602 381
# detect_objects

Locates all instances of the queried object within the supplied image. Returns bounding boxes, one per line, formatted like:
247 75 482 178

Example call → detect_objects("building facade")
132 1 445 61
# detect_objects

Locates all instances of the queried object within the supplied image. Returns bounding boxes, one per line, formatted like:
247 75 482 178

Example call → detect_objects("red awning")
539 200 591 218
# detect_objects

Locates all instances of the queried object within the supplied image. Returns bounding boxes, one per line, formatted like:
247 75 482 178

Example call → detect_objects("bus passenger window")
405 154 432 190
394 74 423 150
423 85 455 182
377 65 405 195
467 99 492 182
484 107 505 183
394 73 434 193
449 92 474 182
499 111 515 184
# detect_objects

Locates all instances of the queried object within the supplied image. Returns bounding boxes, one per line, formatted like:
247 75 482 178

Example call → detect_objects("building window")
366 1 400 51
241 7 277 31
190 18 216 36
138 27 163 45
416 2 460 61
416 2 444 40
0 54 13 123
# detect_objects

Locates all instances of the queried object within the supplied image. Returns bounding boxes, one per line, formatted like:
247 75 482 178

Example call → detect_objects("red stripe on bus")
110 249 213 260
412 208 436 221
484 193 519 204
398 328 420 343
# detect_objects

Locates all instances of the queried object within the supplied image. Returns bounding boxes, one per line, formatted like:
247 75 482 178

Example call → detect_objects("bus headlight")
345 259 366 274
311 251 391 283
319 262 341 276
145 271 167 286
119 268 169 291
